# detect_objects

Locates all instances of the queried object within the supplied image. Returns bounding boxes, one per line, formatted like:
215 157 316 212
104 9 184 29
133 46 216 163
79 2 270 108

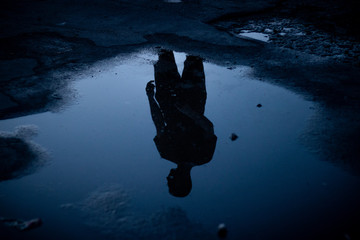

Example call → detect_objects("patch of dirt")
210 0 360 67
0 125 47 181
229 17 359 65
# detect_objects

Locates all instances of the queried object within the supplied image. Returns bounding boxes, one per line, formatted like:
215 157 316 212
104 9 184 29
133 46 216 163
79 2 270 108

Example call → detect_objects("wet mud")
210 0 360 64
0 125 46 181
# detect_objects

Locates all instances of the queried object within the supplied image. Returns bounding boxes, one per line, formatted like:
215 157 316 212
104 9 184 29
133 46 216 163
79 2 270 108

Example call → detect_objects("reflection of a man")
146 49 217 197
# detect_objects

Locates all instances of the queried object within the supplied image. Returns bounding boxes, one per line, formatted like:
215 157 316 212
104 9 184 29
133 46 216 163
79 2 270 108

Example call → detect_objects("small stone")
56 22 66 26
19 218 42 231
218 223 228 238
230 133 238 141
51 93 62 100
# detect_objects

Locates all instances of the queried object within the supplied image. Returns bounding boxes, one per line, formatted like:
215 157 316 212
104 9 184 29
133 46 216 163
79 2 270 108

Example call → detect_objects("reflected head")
167 167 192 197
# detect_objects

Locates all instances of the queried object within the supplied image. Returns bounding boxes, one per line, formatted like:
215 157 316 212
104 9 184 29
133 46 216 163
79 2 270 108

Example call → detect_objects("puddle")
1 50 360 239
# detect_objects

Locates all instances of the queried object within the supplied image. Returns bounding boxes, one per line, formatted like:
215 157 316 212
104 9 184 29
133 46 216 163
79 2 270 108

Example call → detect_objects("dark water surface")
1 50 359 239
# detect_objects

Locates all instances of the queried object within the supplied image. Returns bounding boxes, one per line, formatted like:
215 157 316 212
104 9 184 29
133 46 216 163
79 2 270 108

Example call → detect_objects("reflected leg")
180 56 206 115
154 50 181 118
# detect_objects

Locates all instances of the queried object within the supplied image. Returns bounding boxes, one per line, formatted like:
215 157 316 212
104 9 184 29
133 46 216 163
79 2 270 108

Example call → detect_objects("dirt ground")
0 0 360 219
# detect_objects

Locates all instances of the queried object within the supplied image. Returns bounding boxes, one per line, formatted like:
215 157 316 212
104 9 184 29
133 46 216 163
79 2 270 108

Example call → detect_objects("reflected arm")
146 81 165 135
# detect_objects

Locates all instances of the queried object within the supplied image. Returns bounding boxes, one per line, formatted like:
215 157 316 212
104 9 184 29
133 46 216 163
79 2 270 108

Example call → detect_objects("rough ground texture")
211 0 360 65
62 185 215 240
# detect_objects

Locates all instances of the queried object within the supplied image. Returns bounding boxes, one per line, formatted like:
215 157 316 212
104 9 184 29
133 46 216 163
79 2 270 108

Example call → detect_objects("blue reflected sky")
1 50 359 239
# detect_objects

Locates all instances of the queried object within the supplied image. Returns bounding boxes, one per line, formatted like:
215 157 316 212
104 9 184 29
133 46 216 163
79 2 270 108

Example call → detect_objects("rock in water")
217 223 227 238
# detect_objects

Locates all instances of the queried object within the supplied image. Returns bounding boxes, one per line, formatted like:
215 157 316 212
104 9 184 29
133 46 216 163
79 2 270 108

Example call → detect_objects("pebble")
218 223 228 238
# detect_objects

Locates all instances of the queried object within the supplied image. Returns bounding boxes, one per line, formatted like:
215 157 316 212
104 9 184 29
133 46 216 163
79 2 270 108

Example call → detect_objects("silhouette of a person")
146 49 217 197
